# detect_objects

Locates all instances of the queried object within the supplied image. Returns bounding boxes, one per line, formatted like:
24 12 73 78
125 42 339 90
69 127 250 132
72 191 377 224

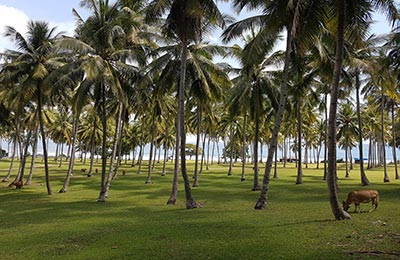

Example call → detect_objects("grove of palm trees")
1 0 400 259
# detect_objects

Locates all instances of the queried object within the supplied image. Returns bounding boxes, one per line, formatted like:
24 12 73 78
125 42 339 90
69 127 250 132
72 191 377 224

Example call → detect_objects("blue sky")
0 0 397 53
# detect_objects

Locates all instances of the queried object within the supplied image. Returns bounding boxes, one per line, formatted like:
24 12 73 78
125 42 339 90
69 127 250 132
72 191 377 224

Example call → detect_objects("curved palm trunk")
87 125 96 177
327 0 351 220
252 117 260 190
193 106 202 186
152 142 157 169
391 103 399 179
161 147 168 176
228 125 235 176
38 86 53 195
58 143 64 168
2 135 17 182
217 140 221 164
113 118 125 178
161 126 169 176
211 139 215 165
137 123 145 174
323 93 328 180
98 83 108 202
167 112 180 205
179 40 197 209
59 115 79 193
146 110 157 184
199 133 206 175
254 27 293 209
105 103 124 197
25 130 38 185
206 135 211 170
12 130 32 186
355 72 369 185
381 92 389 182
296 100 303 184
241 113 247 181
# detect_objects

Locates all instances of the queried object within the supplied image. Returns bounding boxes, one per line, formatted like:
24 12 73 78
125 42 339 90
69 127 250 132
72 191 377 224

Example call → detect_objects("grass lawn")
0 158 399 260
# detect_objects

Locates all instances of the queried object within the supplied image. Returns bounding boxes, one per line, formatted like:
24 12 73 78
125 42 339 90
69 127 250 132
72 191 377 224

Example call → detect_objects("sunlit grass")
0 158 399 260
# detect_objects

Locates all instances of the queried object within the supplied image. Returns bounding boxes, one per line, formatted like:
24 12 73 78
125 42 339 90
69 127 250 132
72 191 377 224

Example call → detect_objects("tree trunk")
273 147 279 179
87 119 97 177
296 100 303 184
254 26 293 209
228 125 234 176
252 117 260 190
38 85 53 195
241 113 247 181
2 134 17 182
381 92 389 182
323 93 328 180
98 82 108 202
105 103 124 197
113 118 125 179
167 111 179 205
58 143 64 168
146 108 157 184
161 146 168 176
193 106 202 186
211 138 215 165
217 139 221 164
326 0 351 220
12 130 32 185
59 115 79 193
206 135 211 170
25 129 38 185
345 147 349 178
355 71 369 185
178 40 197 209
392 103 399 179
199 132 206 175
152 142 157 170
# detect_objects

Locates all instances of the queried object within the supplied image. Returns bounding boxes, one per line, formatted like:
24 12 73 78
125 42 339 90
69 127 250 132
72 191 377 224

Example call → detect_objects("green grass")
0 159 399 260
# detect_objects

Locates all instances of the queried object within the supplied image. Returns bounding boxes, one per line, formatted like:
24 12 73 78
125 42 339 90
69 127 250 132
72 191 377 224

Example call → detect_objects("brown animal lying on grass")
10 180 23 189
342 190 379 213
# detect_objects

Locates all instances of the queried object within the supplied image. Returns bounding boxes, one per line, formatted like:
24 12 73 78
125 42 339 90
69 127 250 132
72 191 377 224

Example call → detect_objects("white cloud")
0 5 29 52
0 5 77 53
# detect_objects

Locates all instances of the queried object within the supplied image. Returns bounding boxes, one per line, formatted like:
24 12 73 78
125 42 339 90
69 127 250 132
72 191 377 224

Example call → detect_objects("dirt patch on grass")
345 232 400 259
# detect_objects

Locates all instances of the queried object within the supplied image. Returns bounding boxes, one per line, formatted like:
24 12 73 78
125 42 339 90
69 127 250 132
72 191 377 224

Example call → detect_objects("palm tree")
1 21 66 195
60 0 145 202
337 102 358 178
326 0 397 220
288 51 319 184
223 0 328 209
229 62 278 190
146 0 226 209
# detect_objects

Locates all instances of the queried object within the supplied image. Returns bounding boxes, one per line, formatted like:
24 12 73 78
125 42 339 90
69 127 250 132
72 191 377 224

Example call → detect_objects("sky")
0 0 398 53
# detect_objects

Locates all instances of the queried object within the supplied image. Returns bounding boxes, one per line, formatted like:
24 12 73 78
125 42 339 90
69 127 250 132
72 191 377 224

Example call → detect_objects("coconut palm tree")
229 62 278 189
59 0 146 202
337 102 358 178
326 0 397 220
1 21 66 195
146 0 226 208
223 0 328 209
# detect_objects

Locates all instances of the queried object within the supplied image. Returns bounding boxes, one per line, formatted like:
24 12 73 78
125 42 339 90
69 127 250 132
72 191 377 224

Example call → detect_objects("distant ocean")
1 136 398 163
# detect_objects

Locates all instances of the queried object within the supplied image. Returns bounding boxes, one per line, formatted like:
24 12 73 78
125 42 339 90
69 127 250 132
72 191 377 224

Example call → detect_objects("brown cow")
342 190 379 213
11 180 23 189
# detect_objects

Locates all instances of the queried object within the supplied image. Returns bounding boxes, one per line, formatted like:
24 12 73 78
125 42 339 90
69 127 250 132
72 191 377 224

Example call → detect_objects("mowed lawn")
0 159 399 260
